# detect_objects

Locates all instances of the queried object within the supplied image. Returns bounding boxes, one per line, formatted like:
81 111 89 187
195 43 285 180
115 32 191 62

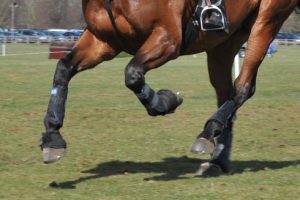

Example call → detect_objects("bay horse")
40 0 299 175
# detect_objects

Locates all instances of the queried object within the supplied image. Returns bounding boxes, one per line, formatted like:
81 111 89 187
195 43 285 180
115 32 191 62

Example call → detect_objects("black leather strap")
181 0 203 53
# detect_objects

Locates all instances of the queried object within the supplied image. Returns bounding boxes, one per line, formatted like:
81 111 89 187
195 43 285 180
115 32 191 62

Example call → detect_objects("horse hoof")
191 137 215 154
43 147 66 164
196 162 223 177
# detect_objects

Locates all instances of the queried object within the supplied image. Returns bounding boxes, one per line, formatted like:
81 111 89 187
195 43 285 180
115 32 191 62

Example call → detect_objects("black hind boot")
197 121 233 176
210 122 233 173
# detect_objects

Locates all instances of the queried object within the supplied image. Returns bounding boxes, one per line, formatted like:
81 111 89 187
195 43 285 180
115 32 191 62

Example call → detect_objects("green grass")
0 44 299 200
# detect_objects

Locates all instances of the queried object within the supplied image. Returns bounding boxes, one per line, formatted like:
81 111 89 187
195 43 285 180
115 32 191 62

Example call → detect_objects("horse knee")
124 60 145 93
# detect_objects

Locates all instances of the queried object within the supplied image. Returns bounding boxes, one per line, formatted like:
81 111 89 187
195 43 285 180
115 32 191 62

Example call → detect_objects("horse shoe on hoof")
42 147 66 164
196 162 224 177
190 137 215 154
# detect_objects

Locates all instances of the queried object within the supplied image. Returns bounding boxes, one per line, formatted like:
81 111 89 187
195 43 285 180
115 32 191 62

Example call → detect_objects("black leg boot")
196 122 233 176
210 122 233 173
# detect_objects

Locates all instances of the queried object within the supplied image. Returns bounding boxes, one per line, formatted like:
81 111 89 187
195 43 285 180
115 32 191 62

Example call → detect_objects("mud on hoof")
196 162 225 177
40 131 67 164
191 137 215 154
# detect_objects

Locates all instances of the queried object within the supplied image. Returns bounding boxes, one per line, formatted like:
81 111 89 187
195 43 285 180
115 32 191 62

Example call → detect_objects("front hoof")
40 131 67 164
196 162 224 177
43 148 66 164
191 137 215 154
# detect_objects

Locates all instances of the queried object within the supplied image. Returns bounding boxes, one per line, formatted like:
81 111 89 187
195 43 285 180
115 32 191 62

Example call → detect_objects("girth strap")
181 0 204 53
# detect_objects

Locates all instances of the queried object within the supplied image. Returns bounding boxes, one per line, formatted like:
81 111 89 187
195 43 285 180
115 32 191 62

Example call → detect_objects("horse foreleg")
40 57 75 163
41 30 118 163
125 27 183 116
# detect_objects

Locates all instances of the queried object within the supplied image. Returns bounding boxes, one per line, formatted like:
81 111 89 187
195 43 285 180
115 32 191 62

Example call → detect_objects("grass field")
0 44 299 200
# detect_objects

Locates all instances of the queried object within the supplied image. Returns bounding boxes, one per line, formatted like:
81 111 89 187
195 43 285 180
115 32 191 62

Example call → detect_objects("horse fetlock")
205 119 224 138
191 120 224 154
44 111 62 130
40 131 67 149
195 120 224 143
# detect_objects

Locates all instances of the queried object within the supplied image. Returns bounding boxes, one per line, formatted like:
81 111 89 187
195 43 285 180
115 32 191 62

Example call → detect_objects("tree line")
0 0 85 29
0 0 299 33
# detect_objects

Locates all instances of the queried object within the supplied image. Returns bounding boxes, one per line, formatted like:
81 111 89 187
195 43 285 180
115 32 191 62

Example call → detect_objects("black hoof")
191 137 215 154
196 162 224 177
40 131 67 164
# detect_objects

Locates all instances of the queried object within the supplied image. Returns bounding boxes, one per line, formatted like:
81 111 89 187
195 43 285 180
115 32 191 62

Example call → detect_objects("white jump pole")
234 54 240 79
1 43 6 56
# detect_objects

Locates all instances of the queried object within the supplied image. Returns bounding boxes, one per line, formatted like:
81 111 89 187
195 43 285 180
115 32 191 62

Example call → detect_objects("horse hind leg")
192 30 248 175
193 0 295 175
41 29 118 163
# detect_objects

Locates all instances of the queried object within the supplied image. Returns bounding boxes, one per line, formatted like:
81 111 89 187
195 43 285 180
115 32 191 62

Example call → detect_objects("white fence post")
234 54 240 79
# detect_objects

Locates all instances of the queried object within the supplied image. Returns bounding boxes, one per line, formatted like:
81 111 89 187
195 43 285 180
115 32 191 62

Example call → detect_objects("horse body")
41 0 299 175
81 0 249 55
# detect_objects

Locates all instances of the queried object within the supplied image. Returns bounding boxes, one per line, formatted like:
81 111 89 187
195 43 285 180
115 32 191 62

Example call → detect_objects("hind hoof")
43 147 66 164
191 137 215 154
196 162 224 177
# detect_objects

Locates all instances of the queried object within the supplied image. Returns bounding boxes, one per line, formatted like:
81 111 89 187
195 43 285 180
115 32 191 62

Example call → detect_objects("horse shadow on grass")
55 156 300 189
